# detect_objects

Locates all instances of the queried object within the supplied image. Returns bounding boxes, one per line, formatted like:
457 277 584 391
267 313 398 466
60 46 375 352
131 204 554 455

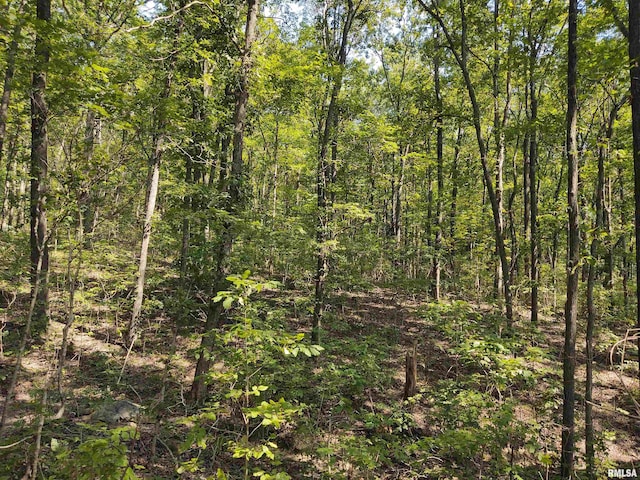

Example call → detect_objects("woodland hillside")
1 0 640 478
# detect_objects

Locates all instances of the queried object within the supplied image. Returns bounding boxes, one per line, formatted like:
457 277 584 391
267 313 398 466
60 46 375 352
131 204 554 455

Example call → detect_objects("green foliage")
180 274 314 479
1 0 638 476
53 425 142 480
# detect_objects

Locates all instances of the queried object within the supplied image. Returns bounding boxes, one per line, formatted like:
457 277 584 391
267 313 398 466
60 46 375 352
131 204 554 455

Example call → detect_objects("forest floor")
1 284 640 479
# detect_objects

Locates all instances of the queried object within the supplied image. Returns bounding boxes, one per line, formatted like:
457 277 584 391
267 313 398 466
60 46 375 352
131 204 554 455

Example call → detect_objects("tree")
125 5 185 348
313 0 363 343
629 0 640 380
30 0 52 334
561 0 579 476
190 0 260 402
0 0 26 232
418 0 514 326
433 23 444 301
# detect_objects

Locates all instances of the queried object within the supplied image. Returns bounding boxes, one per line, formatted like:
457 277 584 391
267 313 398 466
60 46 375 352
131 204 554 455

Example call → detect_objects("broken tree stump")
403 342 417 400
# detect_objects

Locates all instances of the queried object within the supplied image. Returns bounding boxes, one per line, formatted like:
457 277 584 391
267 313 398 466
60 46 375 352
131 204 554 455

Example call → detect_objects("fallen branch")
608 329 640 367
0 437 29 449
585 400 640 421
608 329 640 419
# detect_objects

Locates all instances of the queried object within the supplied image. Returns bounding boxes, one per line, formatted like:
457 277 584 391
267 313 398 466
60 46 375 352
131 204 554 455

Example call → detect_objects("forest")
0 0 639 478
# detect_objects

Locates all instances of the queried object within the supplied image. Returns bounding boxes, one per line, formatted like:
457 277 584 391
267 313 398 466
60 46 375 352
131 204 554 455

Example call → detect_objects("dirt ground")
1 287 639 478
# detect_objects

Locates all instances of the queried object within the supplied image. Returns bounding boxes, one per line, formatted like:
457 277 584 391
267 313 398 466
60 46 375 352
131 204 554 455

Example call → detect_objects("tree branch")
601 0 628 39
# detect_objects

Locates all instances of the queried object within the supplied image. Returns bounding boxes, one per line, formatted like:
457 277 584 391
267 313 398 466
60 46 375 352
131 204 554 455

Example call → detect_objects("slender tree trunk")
551 162 564 311
523 130 530 277
272 121 279 218
603 171 613 291
1 123 21 232
330 138 338 207
529 44 539 324
180 139 193 280
508 133 520 290
562 0 579 477
127 146 162 345
313 0 357 344
81 111 98 247
585 129 603 480
314 83 339 343
390 155 397 238
190 0 260 402
449 127 461 291
396 152 405 247
30 0 51 335
585 99 618 479
450 126 461 241
426 163 433 248
126 8 187 346
421 0 513 325
0 6 24 232
17 165 26 228
126 66 177 347
434 27 444 301
620 167 630 308
492 0 506 301
629 0 640 380
180 77 207 279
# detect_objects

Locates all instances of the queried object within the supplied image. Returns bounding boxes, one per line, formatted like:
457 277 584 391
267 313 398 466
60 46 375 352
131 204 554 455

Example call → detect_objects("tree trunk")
272 121 279 218
0 6 24 232
190 0 260 402
529 41 539 324
180 80 206 280
585 98 619 480
30 0 51 335
425 163 432 249
585 115 605 480
396 152 405 248
619 167 629 309
551 162 564 312
450 126 461 241
629 0 640 380
81 110 98 247
523 130 530 278
508 133 520 291
313 0 357 344
562 0 579 477
403 342 417 400
127 143 162 346
1 123 21 232
604 174 613 290
125 14 183 346
421 0 513 325
180 147 192 280
492 0 506 302
15 162 26 228
433 25 444 301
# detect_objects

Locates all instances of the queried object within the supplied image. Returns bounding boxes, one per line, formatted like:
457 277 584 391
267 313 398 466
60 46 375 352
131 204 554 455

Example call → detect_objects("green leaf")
538 453 554 467
217 468 228 479
51 437 61 452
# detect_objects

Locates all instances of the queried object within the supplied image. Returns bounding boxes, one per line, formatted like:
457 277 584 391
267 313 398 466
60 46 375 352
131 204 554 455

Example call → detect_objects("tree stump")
403 342 417 400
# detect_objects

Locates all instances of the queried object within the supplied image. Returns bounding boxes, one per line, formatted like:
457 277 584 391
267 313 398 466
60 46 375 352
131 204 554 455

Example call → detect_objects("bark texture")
561 0 579 477
30 0 52 334
190 0 260 402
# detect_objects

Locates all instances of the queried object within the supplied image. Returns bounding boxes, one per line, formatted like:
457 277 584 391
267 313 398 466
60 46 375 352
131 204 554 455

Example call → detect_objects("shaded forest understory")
1 241 639 479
